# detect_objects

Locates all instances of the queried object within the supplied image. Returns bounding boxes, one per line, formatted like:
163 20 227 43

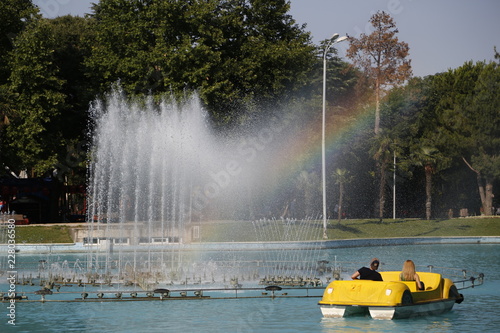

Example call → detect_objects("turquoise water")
2 244 498 332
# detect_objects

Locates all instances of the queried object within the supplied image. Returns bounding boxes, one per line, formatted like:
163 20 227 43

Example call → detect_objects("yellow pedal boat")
318 271 464 319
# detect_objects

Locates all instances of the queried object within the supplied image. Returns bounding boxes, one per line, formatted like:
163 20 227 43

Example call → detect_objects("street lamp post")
393 149 396 219
322 33 347 239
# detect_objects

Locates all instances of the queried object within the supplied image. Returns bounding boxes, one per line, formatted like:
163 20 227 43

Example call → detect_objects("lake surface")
1 244 498 332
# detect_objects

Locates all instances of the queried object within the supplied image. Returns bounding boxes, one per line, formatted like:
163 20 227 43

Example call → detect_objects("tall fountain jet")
86 91 227 277
84 90 325 287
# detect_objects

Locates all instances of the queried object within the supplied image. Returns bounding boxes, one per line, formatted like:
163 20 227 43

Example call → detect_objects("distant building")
0 177 65 223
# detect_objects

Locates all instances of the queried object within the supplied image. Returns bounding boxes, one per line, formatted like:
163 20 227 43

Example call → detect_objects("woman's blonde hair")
401 260 416 281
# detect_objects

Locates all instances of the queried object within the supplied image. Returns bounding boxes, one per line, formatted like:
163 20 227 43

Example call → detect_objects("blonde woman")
400 260 424 290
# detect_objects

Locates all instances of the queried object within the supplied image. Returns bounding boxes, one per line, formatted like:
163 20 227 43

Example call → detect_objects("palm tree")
410 146 450 220
370 134 393 220
296 171 321 218
332 168 352 222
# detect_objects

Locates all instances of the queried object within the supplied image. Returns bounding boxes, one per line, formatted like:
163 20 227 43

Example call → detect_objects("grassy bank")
200 217 500 242
325 217 500 239
2 218 499 244
2 225 74 244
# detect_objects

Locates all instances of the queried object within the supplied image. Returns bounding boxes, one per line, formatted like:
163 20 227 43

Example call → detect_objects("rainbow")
266 104 376 185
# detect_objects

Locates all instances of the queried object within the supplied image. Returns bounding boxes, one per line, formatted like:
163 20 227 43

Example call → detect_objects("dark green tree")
46 16 96 184
457 62 500 215
85 0 316 125
0 0 39 85
383 61 499 218
4 18 67 176
429 63 488 215
3 14 112 181
0 0 39 176
388 77 451 220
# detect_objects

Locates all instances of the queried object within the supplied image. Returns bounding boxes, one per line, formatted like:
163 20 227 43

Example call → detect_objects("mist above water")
84 91 326 282
86 91 311 234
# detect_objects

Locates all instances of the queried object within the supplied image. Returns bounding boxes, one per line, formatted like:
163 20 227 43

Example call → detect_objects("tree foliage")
0 0 39 85
1 0 317 179
4 18 68 175
0 0 39 168
377 60 500 218
86 0 316 125
2 15 94 179
442 61 500 215
0 0 498 222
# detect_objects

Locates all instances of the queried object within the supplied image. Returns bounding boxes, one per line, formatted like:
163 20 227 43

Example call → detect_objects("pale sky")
33 0 500 77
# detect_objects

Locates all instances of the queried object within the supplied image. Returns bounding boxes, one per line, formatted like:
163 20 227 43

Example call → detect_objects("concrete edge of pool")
2 236 499 254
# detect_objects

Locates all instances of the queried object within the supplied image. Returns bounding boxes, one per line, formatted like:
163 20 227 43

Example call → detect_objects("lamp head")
336 36 348 43
329 33 340 41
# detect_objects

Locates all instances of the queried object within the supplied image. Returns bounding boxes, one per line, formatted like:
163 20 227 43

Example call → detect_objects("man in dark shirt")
351 258 383 281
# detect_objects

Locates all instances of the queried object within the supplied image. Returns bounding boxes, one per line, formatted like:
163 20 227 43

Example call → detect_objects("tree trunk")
475 172 486 211
375 78 380 135
378 160 386 220
338 182 344 222
483 177 494 215
425 164 432 220
471 169 493 216
462 157 495 216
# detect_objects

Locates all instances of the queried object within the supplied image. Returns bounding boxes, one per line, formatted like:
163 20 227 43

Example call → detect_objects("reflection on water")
1 244 499 332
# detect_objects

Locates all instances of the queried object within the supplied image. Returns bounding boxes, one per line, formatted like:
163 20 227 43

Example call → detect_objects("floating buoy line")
0 271 484 303
0 286 325 303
